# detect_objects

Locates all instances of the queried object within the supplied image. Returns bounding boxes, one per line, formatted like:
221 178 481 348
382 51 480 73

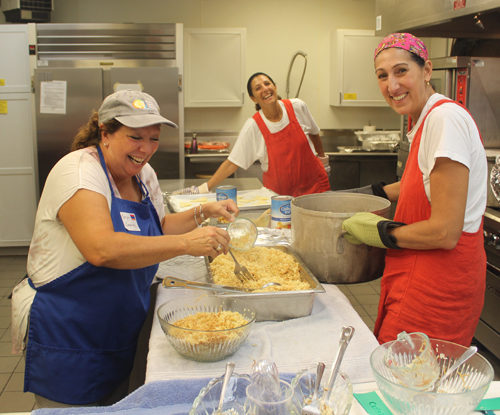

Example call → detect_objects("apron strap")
96 145 147 199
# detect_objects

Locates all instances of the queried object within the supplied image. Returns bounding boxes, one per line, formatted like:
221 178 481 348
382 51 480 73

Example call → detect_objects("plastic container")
355 130 400 149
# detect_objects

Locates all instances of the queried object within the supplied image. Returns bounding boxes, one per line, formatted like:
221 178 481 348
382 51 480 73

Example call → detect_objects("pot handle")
337 230 347 254
491 155 500 203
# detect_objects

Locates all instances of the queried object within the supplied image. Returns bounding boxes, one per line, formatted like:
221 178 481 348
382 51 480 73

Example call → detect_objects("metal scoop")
161 276 281 293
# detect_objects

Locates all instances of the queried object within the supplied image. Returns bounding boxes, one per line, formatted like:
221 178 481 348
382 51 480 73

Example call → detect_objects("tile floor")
0 254 498 412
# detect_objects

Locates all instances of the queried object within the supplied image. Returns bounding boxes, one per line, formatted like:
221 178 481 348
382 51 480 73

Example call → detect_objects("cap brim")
115 114 178 129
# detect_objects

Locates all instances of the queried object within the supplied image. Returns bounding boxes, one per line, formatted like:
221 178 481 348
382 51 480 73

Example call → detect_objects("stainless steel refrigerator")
33 23 184 192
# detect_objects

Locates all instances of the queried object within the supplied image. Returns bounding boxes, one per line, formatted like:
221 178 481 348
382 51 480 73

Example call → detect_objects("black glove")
337 182 389 200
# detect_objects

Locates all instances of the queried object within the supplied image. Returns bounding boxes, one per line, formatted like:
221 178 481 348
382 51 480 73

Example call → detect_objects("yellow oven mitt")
342 212 405 249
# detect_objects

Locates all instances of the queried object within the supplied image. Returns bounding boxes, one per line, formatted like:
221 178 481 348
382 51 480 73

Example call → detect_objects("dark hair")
409 52 426 67
246 72 282 111
71 111 123 151
407 51 435 89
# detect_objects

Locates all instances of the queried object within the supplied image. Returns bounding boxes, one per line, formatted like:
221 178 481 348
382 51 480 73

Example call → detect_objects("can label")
216 185 237 204
271 195 293 229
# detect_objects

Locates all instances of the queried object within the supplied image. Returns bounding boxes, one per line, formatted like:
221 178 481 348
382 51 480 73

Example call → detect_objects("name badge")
120 212 141 232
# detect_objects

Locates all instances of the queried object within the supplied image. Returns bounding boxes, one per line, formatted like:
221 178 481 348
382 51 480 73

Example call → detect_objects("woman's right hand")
202 199 239 222
182 225 230 258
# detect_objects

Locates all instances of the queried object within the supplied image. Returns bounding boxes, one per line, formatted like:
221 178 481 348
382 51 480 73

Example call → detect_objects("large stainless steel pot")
291 193 391 284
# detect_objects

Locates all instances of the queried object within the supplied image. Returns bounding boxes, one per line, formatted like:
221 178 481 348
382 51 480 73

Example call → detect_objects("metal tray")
165 190 273 213
337 145 396 153
204 244 325 321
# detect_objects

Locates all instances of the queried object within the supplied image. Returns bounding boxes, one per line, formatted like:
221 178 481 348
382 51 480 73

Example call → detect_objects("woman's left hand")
202 200 239 223
182 226 231 257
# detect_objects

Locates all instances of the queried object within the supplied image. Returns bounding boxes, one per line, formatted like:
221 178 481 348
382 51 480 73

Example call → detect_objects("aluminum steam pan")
204 244 325 321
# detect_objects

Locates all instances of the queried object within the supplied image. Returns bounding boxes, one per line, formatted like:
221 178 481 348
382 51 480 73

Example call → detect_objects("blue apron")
24 146 163 405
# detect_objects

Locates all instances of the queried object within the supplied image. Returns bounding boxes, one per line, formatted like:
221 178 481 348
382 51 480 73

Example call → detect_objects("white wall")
7 0 408 131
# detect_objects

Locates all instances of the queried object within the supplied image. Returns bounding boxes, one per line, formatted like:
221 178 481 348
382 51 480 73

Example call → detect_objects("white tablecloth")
146 255 380 385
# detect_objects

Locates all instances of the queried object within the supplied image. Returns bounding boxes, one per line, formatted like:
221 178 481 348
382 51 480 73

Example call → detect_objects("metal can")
216 185 237 205
271 195 293 229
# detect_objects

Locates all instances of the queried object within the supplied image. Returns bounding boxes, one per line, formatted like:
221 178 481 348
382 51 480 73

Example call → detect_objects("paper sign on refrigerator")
40 80 67 114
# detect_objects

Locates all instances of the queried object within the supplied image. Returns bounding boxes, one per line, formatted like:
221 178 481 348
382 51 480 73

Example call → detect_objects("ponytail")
71 111 123 151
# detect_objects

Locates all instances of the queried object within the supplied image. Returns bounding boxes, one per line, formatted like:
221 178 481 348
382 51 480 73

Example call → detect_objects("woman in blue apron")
12 90 238 408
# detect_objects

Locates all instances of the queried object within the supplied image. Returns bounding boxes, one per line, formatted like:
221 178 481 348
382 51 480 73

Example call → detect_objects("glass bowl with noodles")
157 296 256 362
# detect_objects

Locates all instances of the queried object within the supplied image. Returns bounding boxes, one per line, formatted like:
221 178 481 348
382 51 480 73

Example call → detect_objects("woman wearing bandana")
342 34 487 346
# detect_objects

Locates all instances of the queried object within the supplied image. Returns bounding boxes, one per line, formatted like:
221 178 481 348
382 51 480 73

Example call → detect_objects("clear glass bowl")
227 217 258 251
371 338 494 415
157 296 256 362
189 372 252 415
190 374 302 415
291 364 353 415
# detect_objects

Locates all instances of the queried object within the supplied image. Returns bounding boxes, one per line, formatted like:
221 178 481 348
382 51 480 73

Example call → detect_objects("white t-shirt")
27 146 165 286
228 99 321 171
11 146 165 353
406 93 487 232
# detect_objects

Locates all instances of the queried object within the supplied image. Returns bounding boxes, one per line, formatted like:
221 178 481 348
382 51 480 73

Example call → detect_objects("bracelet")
199 204 206 222
194 206 201 227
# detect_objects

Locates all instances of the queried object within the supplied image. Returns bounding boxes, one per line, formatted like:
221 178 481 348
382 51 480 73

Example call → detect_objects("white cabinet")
0 25 37 247
184 28 246 107
330 29 388 107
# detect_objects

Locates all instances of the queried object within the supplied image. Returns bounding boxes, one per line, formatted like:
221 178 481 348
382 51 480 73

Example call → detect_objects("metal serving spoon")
215 362 235 414
324 326 355 403
301 362 326 415
161 276 281 293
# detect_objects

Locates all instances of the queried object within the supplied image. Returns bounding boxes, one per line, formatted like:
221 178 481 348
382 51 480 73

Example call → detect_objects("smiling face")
101 124 161 184
249 75 279 109
375 48 433 122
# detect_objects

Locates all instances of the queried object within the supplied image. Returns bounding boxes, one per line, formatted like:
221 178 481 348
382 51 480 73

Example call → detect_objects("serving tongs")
161 276 280 293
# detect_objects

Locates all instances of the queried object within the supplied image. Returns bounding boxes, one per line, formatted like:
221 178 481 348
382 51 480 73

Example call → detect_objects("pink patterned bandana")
374 33 428 61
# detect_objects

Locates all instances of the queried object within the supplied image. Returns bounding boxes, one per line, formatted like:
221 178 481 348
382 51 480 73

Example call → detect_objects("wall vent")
1 0 53 22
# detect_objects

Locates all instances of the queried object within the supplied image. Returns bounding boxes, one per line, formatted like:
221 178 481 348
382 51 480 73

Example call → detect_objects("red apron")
253 99 330 197
374 99 486 347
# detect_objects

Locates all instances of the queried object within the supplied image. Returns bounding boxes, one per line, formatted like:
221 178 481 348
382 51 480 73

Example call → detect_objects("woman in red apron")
173 72 331 197
342 33 487 347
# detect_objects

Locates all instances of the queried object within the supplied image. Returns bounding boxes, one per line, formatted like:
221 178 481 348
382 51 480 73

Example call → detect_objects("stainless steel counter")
158 177 263 194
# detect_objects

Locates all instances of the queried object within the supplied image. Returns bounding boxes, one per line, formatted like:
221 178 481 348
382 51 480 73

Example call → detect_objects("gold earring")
426 81 430 85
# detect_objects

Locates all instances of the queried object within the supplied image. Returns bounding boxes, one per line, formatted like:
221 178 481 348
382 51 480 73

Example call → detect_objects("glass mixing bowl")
189 372 251 415
291 364 353 415
157 296 256 362
371 338 494 415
